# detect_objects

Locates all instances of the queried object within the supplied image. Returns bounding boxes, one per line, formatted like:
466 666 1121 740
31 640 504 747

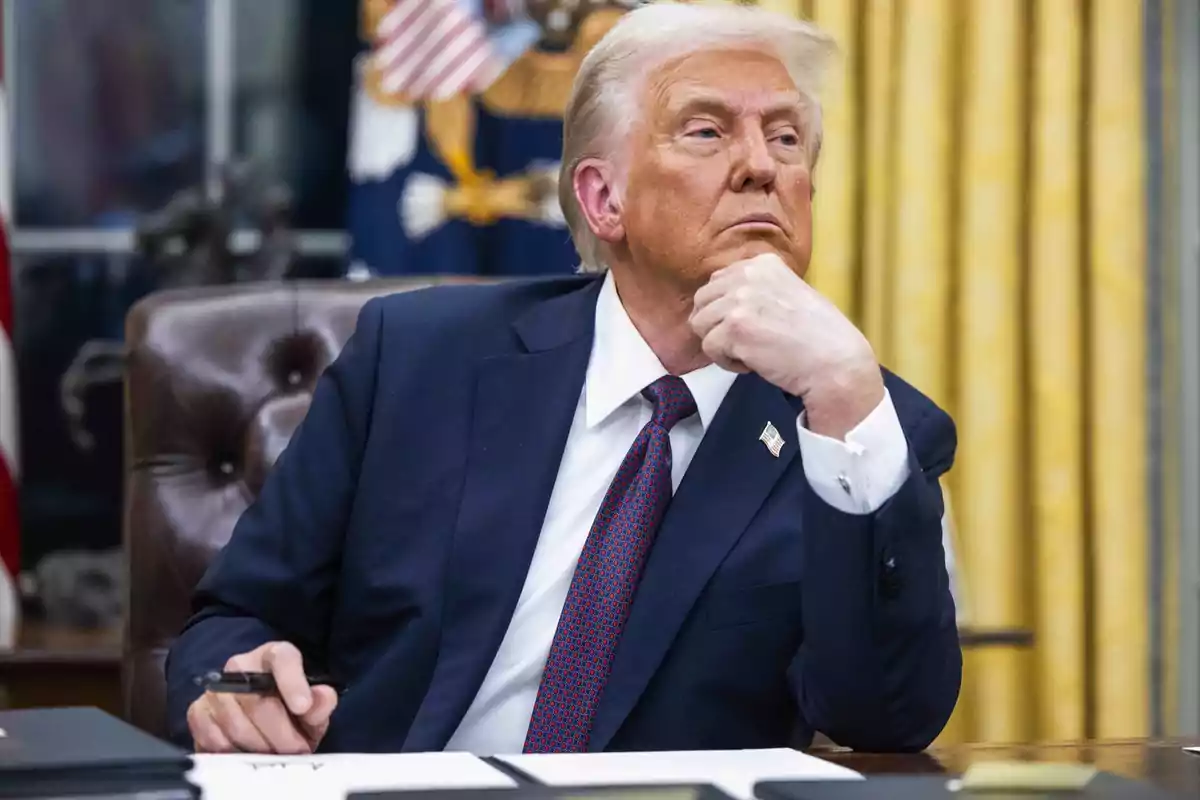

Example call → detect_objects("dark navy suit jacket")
165 276 961 753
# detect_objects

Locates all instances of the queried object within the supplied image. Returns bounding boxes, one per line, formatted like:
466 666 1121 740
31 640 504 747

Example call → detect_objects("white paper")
496 748 862 800
188 752 517 800
1184 746 1200 754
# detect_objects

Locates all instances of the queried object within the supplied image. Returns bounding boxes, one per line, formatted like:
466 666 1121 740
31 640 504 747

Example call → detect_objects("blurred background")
0 0 1195 751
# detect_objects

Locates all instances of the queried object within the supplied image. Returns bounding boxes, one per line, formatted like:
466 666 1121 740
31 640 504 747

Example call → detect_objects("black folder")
0 706 196 798
351 786 738 800
755 774 1187 800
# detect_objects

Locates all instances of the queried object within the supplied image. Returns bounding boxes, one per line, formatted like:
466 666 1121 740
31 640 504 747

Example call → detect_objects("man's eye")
688 127 720 139
774 132 801 147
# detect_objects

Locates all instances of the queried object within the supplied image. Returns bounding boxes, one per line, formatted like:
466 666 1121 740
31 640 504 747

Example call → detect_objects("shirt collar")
585 271 737 430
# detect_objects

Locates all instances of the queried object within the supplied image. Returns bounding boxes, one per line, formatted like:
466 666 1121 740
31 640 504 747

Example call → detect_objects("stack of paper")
495 748 862 800
188 752 517 800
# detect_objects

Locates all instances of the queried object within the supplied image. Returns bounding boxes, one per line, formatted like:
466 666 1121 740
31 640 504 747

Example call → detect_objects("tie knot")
642 375 698 431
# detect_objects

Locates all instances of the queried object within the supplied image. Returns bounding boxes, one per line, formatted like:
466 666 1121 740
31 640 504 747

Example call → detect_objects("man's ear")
573 159 624 244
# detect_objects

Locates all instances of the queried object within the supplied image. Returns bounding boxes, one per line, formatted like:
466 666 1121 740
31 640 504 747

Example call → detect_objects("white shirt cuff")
795 390 911 515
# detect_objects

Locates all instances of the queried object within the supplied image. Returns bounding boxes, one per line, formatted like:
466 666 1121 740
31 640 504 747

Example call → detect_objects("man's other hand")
186 641 338 754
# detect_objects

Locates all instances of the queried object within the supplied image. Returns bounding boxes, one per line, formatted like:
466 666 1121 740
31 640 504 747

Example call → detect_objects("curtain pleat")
1088 0 1149 740
808 0 860 315
1030 0 1087 743
888 0 955 411
860 0 897 366
956 0 1027 744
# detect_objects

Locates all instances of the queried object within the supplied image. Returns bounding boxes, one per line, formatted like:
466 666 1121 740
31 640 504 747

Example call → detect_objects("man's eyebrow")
761 99 805 122
669 95 736 120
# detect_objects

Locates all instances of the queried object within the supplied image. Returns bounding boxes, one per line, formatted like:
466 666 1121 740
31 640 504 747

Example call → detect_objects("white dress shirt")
443 272 911 755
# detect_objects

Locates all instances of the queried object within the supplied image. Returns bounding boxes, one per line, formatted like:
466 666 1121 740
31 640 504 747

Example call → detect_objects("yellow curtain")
795 0 1150 743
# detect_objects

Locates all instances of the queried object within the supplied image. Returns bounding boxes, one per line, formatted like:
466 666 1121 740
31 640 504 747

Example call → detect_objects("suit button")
879 554 901 599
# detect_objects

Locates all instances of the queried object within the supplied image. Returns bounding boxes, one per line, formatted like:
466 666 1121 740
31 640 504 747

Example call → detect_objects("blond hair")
559 1 838 272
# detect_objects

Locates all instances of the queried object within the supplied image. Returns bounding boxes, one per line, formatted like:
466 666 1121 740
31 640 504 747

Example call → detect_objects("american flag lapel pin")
759 421 785 458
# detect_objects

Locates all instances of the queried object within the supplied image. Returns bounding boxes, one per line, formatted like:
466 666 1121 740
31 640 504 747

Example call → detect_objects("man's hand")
689 253 885 440
186 641 338 754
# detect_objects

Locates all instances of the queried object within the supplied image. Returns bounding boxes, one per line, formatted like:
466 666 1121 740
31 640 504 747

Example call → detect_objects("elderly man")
168 1 960 756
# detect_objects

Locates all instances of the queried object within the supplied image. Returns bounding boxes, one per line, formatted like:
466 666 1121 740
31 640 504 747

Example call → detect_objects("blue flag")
346 0 629 278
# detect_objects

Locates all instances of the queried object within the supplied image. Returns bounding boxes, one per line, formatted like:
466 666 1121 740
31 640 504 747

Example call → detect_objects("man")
168 1 961 756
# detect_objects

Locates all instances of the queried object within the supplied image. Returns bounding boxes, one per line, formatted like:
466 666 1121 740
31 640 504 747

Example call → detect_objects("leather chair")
122 278 487 737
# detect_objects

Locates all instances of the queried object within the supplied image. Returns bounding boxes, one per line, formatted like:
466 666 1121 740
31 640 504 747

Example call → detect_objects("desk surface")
823 740 1200 794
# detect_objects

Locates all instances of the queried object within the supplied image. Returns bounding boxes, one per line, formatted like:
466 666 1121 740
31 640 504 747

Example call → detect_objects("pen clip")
193 670 271 693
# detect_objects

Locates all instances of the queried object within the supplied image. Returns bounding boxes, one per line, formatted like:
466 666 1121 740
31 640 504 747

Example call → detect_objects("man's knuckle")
280 730 310 754
195 725 225 753
305 699 333 725
226 715 260 749
271 641 300 666
186 700 204 729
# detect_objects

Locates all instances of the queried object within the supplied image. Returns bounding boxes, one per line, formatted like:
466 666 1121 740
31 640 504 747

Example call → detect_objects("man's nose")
730 128 777 191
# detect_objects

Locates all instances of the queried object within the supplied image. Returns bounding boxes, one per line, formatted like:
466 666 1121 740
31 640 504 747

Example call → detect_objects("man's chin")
705 242 807 276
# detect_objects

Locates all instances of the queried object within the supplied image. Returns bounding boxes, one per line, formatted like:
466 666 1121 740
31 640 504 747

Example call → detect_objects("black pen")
194 670 341 694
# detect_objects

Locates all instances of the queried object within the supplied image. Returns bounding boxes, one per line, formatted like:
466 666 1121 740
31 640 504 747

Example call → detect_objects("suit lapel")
587 374 803 751
403 278 602 751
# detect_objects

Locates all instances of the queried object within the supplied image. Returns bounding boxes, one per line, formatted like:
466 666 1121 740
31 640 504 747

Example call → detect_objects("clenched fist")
689 253 885 440
187 641 338 754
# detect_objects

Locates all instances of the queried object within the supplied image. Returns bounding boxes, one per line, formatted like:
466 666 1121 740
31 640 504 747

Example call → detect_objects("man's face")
618 48 814 287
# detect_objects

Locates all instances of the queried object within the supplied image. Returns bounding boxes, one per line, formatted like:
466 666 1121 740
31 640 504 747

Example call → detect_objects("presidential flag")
346 0 631 278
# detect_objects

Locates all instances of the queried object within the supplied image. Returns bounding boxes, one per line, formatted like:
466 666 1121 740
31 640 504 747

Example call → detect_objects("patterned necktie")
523 375 699 753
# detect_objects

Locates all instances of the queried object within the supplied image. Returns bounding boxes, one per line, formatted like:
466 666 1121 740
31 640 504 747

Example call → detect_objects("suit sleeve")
788 399 960 752
163 298 385 747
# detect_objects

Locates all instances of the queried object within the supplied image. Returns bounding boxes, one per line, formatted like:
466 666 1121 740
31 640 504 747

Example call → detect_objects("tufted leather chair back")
122 278 488 737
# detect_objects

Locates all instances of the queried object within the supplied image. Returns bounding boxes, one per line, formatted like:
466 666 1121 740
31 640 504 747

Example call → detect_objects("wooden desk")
0 620 122 715
824 740 1200 794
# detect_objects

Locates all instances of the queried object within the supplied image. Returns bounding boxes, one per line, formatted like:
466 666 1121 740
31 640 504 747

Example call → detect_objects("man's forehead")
666 85 803 114
647 48 801 111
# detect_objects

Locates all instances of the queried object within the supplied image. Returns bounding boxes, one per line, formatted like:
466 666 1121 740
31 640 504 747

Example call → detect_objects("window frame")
2 0 349 265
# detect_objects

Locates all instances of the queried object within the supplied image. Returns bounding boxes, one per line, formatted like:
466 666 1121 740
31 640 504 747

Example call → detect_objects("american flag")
0 13 18 650
758 421 785 459
373 0 504 100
